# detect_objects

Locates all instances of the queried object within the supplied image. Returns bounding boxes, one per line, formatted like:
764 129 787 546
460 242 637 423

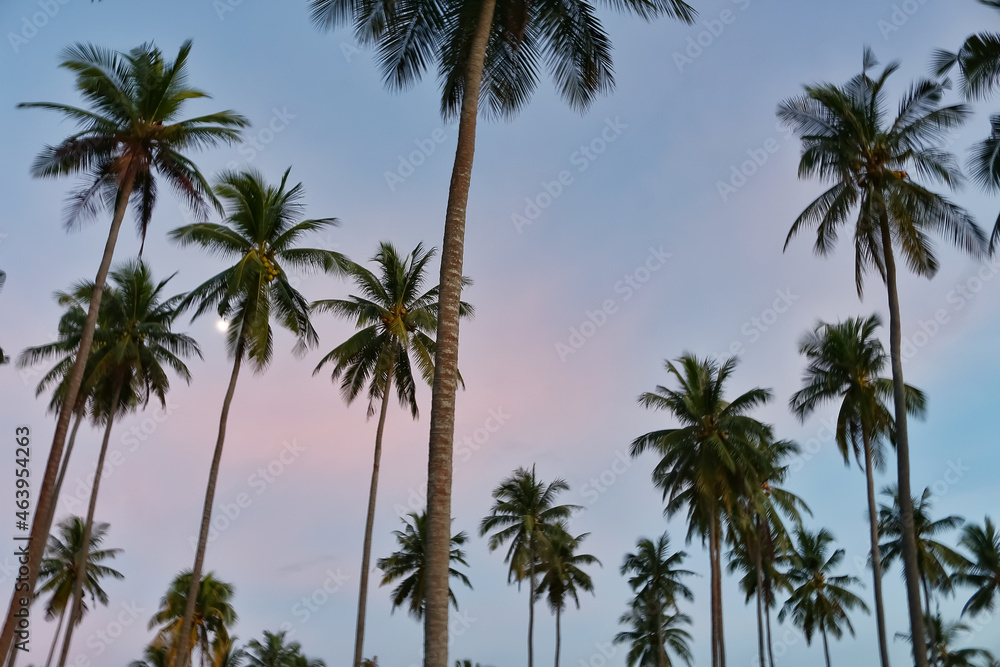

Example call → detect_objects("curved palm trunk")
821 628 831 667
57 377 123 667
48 410 85 532
862 428 891 667
0 173 136 663
175 340 244 667
528 565 536 667
422 0 497 663
878 213 928 667
44 606 67 667
352 368 394 667
554 605 561 667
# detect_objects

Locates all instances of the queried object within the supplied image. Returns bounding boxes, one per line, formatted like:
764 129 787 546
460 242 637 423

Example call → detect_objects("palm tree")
36 517 123 667
53 261 198 667
789 314 926 667
130 646 169 667
168 167 347 667
933 0 1000 249
245 630 324 667
215 637 247 667
535 528 599 667
954 516 1000 617
479 467 579 667
630 353 772 667
898 614 997 667
726 527 790 667
0 270 7 365
3 44 244 652
376 511 473 619
148 571 237 667
726 438 809 667
779 527 870 667
778 48 986 665
619 533 694 667
878 486 967 619
613 604 693 667
307 1 698 663
311 242 471 667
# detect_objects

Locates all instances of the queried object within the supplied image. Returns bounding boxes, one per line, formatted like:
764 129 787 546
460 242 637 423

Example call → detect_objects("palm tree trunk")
528 566 535 667
0 172 136 664
862 427 891 667
654 599 667 667
708 513 723 667
175 339 244 667
716 516 726 667
57 377 123 667
45 606 67 667
822 628 831 667
422 0 497 664
554 605 561 667
878 213 928 667
352 367 394 667
47 410 86 532
765 600 775 667
754 530 766 667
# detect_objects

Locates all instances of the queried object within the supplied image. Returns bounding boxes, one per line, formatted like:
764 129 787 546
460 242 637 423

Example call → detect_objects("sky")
0 0 999 666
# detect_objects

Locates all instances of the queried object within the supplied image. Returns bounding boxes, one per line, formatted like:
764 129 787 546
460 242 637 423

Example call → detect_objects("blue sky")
1 0 999 665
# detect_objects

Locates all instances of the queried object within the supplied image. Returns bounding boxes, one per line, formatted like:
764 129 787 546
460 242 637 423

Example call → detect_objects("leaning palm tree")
878 486 967 620
954 516 1000 617
535 527 599 667
479 467 579 667
312 242 471 667
148 571 237 667
789 314 926 667
168 167 348 667
36 517 123 667
630 353 772 667
3 43 245 651
933 0 1000 249
779 527 870 667
55 260 200 667
620 533 694 667
778 48 986 666
307 1 698 663
376 511 473 620
614 603 693 667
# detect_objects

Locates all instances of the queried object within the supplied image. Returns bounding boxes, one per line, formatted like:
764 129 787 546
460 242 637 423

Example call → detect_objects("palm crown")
309 0 696 120
149 570 238 667
170 167 350 368
37 517 124 621
19 40 248 250
954 516 1000 617
778 48 985 295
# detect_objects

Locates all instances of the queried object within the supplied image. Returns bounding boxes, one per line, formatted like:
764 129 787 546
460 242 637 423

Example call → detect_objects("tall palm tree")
148 571 237 667
726 526 790 667
620 533 694 667
778 48 986 666
789 314 926 667
36 517 123 667
535 528 599 667
245 630 324 667
779 527 870 667
933 0 1000 249
312 242 471 667
954 516 1000 617
53 260 199 667
726 438 808 667
376 511 473 619
613 604 693 667
479 467 579 667
307 2 698 664
630 353 771 667
878 486 967 619
3 44 244 654
168 167 348 667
